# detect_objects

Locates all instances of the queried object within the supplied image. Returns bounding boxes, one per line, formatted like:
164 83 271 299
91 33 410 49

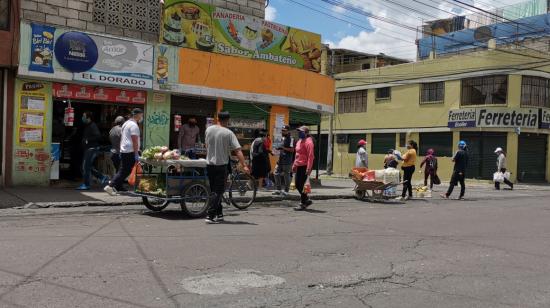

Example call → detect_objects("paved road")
1 193 550 307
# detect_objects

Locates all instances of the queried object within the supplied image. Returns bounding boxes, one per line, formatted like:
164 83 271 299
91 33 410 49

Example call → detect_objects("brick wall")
21 0 266 42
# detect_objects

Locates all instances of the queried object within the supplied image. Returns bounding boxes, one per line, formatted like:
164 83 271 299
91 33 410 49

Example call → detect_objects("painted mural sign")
161 0 322 72
145 93 171 148
17 81 49 147
29 24 55 73
448 108 540 129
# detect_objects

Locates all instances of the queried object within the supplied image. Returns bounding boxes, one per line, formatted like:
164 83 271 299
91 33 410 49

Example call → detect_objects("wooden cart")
351 178 403 201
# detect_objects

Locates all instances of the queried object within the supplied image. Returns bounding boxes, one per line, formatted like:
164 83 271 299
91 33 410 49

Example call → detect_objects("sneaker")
76 184 90 191
281 191 289 197
214 215 224 222
404 196 411 201
440 193 449 199
272 190 282 196
457 196 465 200
293 205 306 211
395 196 404 201
301 199 313 208
205 217 219 224
103 185 117 196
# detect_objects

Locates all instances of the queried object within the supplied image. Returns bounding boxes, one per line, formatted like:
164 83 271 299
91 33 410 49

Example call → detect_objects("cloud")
265 6 277 21
324 0 525 60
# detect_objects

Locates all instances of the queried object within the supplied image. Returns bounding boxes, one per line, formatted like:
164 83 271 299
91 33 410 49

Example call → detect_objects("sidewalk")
1 178 549 209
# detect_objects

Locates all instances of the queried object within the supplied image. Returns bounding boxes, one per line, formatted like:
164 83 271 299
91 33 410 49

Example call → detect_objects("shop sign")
230 118 265 129
52 83 146 104
161 0 322 72
540 108 550 129
73 35 154 88
16 81 49 147
448 108 540 129
29 24 55 74
54 32 98 73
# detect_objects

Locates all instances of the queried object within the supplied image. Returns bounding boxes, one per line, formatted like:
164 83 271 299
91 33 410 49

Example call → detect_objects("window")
338 90 367 114
348 134 366 153
371 133 395 154
376 87 391 100
0 0 9 30
419 132 453 157
93 0 160 34
399 133 407 147
521 76 550 108
420 82 444 103
362 63 371 70
461 75 508 106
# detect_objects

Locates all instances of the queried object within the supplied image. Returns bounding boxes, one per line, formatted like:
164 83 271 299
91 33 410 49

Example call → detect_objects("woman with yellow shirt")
397 140 418 201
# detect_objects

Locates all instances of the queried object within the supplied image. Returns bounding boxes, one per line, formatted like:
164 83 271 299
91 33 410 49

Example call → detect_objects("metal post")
316 122 321 180
326 48 335 175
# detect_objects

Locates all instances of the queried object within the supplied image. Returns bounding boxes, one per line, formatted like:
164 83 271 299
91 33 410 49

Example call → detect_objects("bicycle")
221 160 257 210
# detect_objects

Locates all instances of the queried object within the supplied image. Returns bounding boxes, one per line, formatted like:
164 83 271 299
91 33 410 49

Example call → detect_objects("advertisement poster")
16 81 49 147
155 44 179 89
145 93 171 148
50 143 61 180
52 83 147 104
161 0 322 72
29 24 56 73
73 35 155 88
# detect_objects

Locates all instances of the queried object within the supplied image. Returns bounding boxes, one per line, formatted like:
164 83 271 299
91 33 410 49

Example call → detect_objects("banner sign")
16 81 49 147
73 35 154 88
52 83 146 104
161 0 322 72
540 109 550 129
448 108 540 129
54 31 98 72
30 24 56 74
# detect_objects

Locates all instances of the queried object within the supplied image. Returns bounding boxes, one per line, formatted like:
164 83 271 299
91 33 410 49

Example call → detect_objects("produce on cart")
350 167 402 201
132 146 211 218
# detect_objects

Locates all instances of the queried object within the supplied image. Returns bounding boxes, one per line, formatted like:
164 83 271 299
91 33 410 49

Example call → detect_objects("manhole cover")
180 270 285 295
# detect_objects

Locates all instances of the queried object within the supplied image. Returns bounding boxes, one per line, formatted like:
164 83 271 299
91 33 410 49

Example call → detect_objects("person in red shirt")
292 126 315 210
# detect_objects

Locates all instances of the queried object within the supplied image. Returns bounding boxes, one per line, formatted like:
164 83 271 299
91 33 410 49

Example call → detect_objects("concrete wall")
20 0 266 42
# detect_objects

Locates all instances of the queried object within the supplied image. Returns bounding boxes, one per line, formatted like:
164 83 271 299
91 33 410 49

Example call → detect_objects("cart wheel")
354 190 366 200
180 182 210 218
142 196 170 212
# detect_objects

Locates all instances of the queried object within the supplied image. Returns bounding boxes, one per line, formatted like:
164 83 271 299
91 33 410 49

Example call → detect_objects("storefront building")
6 1 334 186
326 49 550 183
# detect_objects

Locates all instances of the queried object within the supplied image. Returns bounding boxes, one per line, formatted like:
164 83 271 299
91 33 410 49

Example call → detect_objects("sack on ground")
493 172 504 183
128 163 142 187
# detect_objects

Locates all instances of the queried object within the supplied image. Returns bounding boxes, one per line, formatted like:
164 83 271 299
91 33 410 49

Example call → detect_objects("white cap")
494 147 503 153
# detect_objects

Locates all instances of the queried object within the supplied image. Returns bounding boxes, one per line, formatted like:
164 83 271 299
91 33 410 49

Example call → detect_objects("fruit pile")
141 146 189 161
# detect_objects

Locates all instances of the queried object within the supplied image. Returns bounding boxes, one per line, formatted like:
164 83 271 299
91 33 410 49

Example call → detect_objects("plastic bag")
493 172 504 183
503 172 511 180
304 178 311 194
128 163 143 187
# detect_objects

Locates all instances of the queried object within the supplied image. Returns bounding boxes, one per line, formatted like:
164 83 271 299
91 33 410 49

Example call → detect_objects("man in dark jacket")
441 140 468 200
77 111 108 190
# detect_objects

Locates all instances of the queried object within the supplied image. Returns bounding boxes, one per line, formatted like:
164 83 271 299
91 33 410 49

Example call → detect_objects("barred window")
0 0 8 30
376 87 391 100
521 76 550 108
420 82 444 103
93 0 160 35
461 75 507 106
338 90 367 114
419 132 453 157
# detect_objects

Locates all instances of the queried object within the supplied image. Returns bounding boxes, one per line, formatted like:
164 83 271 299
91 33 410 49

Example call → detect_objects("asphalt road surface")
1 193 550 308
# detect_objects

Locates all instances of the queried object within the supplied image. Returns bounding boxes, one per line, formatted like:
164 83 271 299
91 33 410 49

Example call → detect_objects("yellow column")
507 75 522 108
507 132 518 182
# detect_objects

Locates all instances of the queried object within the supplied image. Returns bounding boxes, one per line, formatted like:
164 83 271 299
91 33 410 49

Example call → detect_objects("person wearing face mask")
273 125 294 196
104 108 144 195
109 116 126 173
292 126 315 210
178 117 201 159
77 111 107 190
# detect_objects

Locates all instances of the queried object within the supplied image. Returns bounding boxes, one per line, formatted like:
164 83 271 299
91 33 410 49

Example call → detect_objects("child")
420 149 438 190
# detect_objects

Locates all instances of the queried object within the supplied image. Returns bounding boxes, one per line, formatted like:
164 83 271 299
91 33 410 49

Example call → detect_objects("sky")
265 0 531 60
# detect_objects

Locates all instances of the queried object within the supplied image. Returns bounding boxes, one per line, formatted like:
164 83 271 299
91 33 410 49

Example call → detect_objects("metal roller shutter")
289 108 320 126
518 134 548 182
460 132 507 180
223 101 270 120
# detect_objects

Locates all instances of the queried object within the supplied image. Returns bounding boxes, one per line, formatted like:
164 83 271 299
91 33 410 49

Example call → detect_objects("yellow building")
324 49 550 183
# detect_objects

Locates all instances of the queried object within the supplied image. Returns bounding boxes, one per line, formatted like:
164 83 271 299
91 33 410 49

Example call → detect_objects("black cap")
131 108 144 115
282 125 290 130
218 111 230 120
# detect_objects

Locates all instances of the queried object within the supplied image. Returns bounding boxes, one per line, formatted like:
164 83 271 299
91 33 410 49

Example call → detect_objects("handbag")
128 163 143 187
433 174 441 185
493 172 504 183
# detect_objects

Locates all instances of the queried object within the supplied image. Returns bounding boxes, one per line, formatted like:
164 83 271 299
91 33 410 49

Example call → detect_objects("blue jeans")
82 147 104 186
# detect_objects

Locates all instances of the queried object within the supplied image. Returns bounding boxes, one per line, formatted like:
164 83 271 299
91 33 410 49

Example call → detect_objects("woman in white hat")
494 147 513 190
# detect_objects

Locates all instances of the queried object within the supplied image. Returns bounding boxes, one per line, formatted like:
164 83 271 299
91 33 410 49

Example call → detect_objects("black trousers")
110 153 135 191
446 171 465 198
294 166 310 204
401 166 415 197
423 170 435 189
111 152 121 173
206 164 228 218
495 168 513 189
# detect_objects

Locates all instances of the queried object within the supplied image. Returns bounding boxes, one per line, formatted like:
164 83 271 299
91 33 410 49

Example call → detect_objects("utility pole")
326 48 335 175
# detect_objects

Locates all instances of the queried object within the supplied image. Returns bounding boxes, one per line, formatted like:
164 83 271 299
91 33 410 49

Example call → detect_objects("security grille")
92 0 160 34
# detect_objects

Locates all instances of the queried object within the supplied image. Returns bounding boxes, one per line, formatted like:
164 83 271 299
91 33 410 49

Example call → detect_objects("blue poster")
54 32 98 73
29 24 56 74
